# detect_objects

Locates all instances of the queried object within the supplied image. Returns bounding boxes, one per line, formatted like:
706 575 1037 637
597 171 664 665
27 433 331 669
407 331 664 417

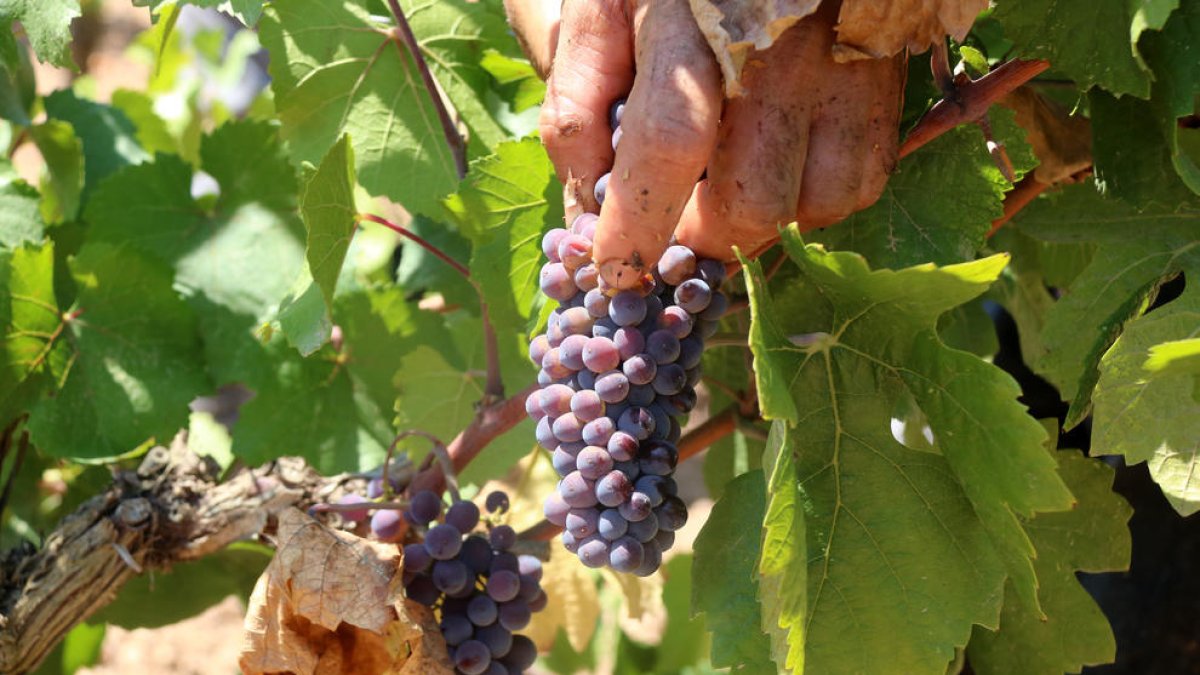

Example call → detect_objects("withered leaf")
833 0 988 61
1000 86 1093 184
689 0 821 96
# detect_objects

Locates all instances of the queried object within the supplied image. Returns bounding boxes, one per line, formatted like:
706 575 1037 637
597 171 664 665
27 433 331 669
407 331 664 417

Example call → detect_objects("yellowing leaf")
833 0 987 61
524 548 600 652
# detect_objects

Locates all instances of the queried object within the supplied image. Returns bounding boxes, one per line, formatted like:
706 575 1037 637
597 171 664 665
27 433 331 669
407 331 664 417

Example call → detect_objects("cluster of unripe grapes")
530 100 728 575
400 489 543 675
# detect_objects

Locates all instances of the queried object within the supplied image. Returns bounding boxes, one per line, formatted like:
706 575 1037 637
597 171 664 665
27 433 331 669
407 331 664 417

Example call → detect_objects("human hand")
523 0 906 288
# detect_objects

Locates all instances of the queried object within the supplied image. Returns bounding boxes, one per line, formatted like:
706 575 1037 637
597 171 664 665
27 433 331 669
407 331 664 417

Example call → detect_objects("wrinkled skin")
509 0 906 287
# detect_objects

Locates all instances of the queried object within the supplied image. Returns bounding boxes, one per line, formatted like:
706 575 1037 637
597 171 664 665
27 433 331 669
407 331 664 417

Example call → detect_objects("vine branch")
384 0 467 178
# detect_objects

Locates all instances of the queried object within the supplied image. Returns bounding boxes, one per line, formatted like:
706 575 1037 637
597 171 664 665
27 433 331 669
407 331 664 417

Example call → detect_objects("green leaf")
111 88 181 157
0 29 35 124
276 263 332 356
259 0 459 216
692 469 775 673
1090 90 1197 208
1145 337 1200 375
303 134 358 310
0 178 43 248
0 243 66 409
1012 182 1200 426
937 296 999 358
27 242 210 460
814 106 1035 267
43 90 149 201
0 0 81 69
1092 285 1200 515
1140 0 1200 195
93 542 270 628
741 228 1076 673
444 138 562 338
993 0 1171 97
968 448 1132 674
394 213 476 309
480 49 546 113
133 0 266 26
753 424 804 671
29 120 84 224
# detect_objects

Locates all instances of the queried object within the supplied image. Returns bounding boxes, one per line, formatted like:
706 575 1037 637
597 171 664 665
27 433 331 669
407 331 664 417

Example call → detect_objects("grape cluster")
530 100 727 575
402 490 544 675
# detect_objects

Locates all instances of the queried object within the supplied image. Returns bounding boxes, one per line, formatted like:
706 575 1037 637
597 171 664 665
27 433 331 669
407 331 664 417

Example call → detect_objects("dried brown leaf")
238 508 453 675
688 0 821 96
832 0 988 61
1000 86 1094 184
602 569 667 644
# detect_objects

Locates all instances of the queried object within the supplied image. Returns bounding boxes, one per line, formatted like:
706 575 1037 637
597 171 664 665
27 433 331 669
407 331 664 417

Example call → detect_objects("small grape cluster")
529 100 728 575
402 490 543 675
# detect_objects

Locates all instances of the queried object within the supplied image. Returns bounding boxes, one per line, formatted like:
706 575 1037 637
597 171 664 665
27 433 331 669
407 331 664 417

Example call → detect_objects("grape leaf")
258 0 459 216
741 227 1075 673
133 0 266 26
0 0 81 69
27 243 210 460
443 138 562 339
814 106 1036 268
1145 338 1200 375
0 243 67 411
937 296 999 358
1011 182 1200 427
1092 285 1200 516
993 0 1171 97
393 213 476 310
480 49 546 113
29 120 84 224
0 178 42 248
968 447 1133 675
0 28 34 124
43 90 149 201
692 469 775 673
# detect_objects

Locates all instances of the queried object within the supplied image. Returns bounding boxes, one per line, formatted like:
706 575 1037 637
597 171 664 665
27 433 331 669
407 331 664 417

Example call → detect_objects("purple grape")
594 172 610 205
584 288 609 318
371 509 403 541
426 523 464 560
541 228 567 262
613 459 641 481
609 291 647 326
442 613 474 646
525 390 544 420
655 529 676 550
557 334 589 371
577 536 610 568
491 551 520 573
535 415 557 450
698 318 720 339
487 570 521 602
405 574 439 606
461 535 494 574
613 326 645 359
598 509 628 540
611 125 623 150
582 416 616 446
561 530 579 553
667 388 697 415
628 383 656 407
557 233 592 271
433 559 470 594
447 501 481 532
574 263 599 291
529 589 548 612
675 278 712 313
541 348 573 379
678 335 703 369
646 330 681 365
696 258 726 288
609 99 625 128
576 445 614 480
490 525 517 551
559 306 593 337
667 416 682 443
583 336 620 373
618 406 655 440
592 317 618 339
635 475 670 507
536 369 554 387
565 508 600 538
622 353 657 385
656 495 688 531
560 471 598 508
595 370 630 403
544 491 570 526
485 490 510 514
552 447 577 476
627 512 659 542
570 389 605 421
552 413 585 443
468 595 499 626
657 305 694 338
652 363 687 396
576 368 597 390
455 639 492 675
639 440 678 476
367 478 385 499
596 470 633 507
607 431 639 462
571 212 598 235
503 635 538 671
477 623 513 658
634 542 662 577
539 262 576 301
518 555 543 581
404 543 432 573
618 492 652 522
409 490 443 524
609 536 645 573
336 494 370 522
699 290 728 320
517 574 541 602
498 601 532 631
656 245 697 285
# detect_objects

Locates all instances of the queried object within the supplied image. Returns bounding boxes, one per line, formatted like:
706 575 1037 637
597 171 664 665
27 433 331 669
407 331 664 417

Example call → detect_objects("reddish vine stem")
518 404 742 542
899 58 1050 160
987 175 1050 237
358 212 505 399
384 0 467 177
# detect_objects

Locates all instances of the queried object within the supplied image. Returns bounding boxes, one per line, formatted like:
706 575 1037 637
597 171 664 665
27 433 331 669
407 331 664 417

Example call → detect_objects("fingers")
592 0 722 289
502 0 562 79
539 0 634 221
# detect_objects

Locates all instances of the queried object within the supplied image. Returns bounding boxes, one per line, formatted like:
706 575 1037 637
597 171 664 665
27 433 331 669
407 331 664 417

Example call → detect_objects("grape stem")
383 0 468 177
0 417 29 518
309 500 410 514
357 212 505 400
390 430 461 504
899 57 1050 160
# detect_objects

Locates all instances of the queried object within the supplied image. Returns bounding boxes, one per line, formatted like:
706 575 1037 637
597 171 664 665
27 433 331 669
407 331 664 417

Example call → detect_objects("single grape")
634 541 663 577
541 348 573 380
576 368 597 390
535 416 557 450
574 263 599 291
403 543 432 573
543 491 570 526
667 416 682 443
529 589 548 612
485 490 511 514
678 335 704 369
518 555 543 581
491 551 520 574
656 495 688 531
425 523 464 560
335 494 370 522
552 413 585 443
646 330 681 365
622 353 657 386
408 490 443 524
557 334 589 371
617 406 655 440
595 370 630 404
455 639 492 675
582 416 616 446
675 278 713 313
565 508 600 538
405 574 439 606
607 431 639 462
656 245 697 285
367 477 385 499
559 471 598 508
628 383 656 407
442 613 474 646
594 172 610 205
592 317 619 339
447 501 481 532
613 459 641 482
557 233 593 271
517 574 541 602
667 387 697 415
433 559 470 594
561 530 579 553
618 492 653 522
524 391 544 420
655 529 676 550
571 212 598 236
613 326 645 360
551 447 577 476
598 509 629 540
539 262 576 302
652 363 687 396
611 125 623 150
639 440 679 476
699 290 728 321
536 369 554 387
609 536 645 573
487 570 521 603
476 623 513 658
460 535 494 574
584 288 610 318
577 536 610 568
697 318 720 339
570 389 605 422
627 512 659 543
609 99 626 128
489 525 517 551
499 600 532 631
696 258 726 289
657 305 694 339
503 635 538 671
371 509 404 541
546 318 565 346
541 228 567 262
609 291 647 327
583 336 621 373
635 475 670 507
468 595 499 627
576 446 614 480
560 307 594 337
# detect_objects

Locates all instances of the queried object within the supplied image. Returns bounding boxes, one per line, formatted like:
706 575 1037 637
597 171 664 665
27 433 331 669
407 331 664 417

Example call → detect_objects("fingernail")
599 257 645 290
